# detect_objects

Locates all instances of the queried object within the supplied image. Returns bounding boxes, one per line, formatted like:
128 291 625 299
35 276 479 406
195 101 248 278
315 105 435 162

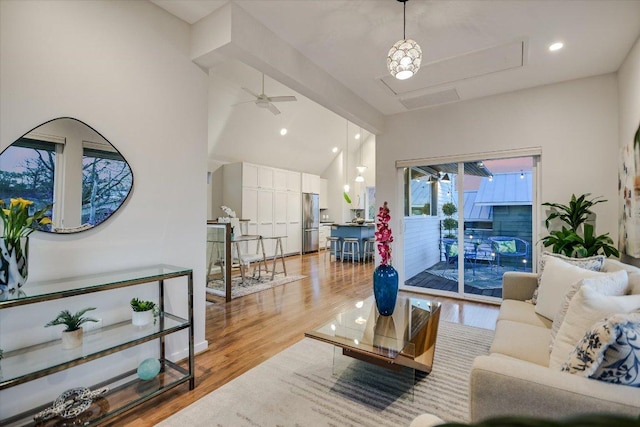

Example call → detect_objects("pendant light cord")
403 1 406 40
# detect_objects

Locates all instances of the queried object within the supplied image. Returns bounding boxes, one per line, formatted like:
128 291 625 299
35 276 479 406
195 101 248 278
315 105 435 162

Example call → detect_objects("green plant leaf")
343 192 352 204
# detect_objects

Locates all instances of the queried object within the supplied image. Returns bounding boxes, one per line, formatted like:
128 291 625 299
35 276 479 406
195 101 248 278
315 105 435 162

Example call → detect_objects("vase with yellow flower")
373 201 399 316
0 198 52 294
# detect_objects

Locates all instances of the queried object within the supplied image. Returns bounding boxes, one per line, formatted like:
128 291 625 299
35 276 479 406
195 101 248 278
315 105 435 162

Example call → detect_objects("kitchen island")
330 223 375 261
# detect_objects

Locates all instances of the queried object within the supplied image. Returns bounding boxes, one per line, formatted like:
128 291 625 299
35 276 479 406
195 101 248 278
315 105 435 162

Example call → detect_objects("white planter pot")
61 329 83 349
132 310 154 327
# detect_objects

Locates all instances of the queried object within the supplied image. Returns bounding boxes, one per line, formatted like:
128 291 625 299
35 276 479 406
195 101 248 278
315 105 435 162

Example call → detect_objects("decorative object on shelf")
33 386 109 422
373 202 398 316
219 205 240 238
0 197 52 294
130 297 159 327
137 357 161 380
387 0 422 80
541 193 619 258
45 307 98 349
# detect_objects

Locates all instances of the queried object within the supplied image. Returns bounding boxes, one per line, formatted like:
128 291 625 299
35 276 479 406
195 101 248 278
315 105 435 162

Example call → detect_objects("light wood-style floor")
108 252 499 426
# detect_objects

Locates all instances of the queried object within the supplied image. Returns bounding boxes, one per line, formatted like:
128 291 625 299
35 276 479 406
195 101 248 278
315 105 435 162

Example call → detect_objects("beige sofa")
469 259 640 422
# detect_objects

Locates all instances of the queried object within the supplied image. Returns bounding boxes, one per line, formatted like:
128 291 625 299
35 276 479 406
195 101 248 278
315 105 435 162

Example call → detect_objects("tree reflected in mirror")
0 118 133 233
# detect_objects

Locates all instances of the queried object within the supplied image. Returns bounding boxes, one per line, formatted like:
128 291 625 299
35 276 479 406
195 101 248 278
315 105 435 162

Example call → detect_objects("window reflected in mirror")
0 118 133 233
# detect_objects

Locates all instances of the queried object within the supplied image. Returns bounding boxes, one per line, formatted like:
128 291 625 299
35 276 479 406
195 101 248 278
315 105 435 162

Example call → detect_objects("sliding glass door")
403 155 536 301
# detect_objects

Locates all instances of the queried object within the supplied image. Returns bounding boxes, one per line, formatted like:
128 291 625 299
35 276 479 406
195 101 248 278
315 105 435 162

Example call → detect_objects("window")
0 138 56 229
404 167 435 216
82 147 133 226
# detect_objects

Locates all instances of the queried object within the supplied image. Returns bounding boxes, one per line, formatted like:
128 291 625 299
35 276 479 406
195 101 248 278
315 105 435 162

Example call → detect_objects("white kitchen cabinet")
258 166 274 189
274 191 287 223
274 169 287 191
318 224 331 249
241 188 258 224
242 163 259 188
286 170 301 192
301 173 320 194
319 178 328 209
222 162 303 256
287 223 301 255
286 192 301 223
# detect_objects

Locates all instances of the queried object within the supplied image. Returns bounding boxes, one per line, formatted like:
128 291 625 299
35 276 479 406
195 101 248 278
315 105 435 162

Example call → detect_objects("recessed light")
549 42 564 52
355 133 361 140
332 147 338 153
280 128 287 136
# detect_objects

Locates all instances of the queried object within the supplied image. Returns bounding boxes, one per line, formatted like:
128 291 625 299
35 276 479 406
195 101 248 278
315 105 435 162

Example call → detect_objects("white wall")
0 0 208 416
618 35 640 265
377 74 619 282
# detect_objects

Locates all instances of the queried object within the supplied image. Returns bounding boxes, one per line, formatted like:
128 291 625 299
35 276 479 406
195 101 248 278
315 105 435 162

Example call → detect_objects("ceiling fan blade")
268 96 297 103
267 103 281 115
230 100 256 107
241 87 259 98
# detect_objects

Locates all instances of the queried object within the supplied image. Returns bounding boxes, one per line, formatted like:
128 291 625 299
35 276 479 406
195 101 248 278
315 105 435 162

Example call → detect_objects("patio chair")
487 236 530 270
442 238 464 276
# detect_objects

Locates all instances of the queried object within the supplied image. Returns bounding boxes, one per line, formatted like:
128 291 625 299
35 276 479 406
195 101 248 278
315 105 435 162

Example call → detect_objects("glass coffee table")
305 294 441 376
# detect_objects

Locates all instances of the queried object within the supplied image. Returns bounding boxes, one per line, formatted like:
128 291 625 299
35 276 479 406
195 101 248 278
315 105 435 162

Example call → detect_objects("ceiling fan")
232 73 297 115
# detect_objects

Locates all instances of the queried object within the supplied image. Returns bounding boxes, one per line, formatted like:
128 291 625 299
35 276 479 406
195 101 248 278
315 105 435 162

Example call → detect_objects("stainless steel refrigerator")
302 193 319 253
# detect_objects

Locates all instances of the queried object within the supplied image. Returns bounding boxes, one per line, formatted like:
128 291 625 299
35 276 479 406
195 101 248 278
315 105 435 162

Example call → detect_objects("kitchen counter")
330 224 375 261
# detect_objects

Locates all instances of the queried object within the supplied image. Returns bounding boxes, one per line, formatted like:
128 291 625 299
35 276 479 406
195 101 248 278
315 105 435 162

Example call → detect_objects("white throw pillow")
535 256 613 321
602 258 640 295
549 285 640 369
532 252 605 304
549 271 629 352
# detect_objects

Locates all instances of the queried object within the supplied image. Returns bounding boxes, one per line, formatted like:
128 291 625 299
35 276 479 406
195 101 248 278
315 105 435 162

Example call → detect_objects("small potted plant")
130 298 158 327
45 307 98 349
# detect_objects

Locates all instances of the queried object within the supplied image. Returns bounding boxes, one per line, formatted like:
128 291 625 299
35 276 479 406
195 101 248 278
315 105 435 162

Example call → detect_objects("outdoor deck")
404 260 533 299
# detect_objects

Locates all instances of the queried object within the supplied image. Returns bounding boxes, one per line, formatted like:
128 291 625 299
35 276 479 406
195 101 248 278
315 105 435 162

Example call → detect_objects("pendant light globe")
387 0 422 80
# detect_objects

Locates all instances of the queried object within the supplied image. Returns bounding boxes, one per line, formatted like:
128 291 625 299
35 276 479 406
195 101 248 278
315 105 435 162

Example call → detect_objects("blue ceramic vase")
373 264 399 316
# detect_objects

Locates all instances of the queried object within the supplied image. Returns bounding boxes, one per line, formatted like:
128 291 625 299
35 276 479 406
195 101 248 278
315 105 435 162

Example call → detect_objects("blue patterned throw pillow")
562 312 640 387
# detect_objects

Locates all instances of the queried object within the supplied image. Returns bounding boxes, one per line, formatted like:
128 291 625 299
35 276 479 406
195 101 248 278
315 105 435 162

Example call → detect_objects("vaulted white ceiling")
150 0 640 174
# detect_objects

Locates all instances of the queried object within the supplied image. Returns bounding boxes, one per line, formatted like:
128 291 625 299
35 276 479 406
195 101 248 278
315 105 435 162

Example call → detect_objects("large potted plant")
0 198 52 294
45 307 98 349
541 193 619 258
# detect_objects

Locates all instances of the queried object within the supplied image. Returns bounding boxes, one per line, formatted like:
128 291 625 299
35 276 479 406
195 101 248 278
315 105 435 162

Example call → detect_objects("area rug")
207 273 307 299
158 321 493 426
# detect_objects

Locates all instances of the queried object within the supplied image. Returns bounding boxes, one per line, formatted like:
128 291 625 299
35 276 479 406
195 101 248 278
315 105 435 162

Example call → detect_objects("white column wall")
0 0 208 416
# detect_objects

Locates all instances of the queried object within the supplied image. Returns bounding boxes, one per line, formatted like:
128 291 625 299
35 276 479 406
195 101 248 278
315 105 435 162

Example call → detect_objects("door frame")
396 147 541 302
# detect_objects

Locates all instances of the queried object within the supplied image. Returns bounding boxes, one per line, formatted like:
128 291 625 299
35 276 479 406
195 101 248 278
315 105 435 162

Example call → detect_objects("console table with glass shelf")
0 264 194 426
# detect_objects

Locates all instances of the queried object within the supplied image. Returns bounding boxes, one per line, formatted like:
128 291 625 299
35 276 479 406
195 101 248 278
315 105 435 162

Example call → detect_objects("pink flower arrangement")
375 201 393 266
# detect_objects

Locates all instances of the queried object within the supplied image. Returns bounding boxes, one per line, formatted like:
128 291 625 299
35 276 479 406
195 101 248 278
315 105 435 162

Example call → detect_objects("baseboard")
169 339 209 363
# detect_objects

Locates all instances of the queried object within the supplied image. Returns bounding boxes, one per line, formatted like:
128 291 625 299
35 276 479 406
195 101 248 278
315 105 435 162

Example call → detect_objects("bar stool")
363 238 376 262
325 236 342 261
341 238 360 263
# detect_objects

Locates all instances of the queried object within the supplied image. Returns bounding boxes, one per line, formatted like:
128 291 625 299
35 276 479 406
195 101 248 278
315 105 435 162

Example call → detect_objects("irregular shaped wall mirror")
0 117 133 233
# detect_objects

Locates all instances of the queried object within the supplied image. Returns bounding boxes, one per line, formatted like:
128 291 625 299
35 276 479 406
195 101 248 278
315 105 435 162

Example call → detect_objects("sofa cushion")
549 271 629 351
532 252 605 304
561 312 640 387
549 286 640 369
498 299 552 329
603 258 640 294
491 320 551 367
535 256 615 321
